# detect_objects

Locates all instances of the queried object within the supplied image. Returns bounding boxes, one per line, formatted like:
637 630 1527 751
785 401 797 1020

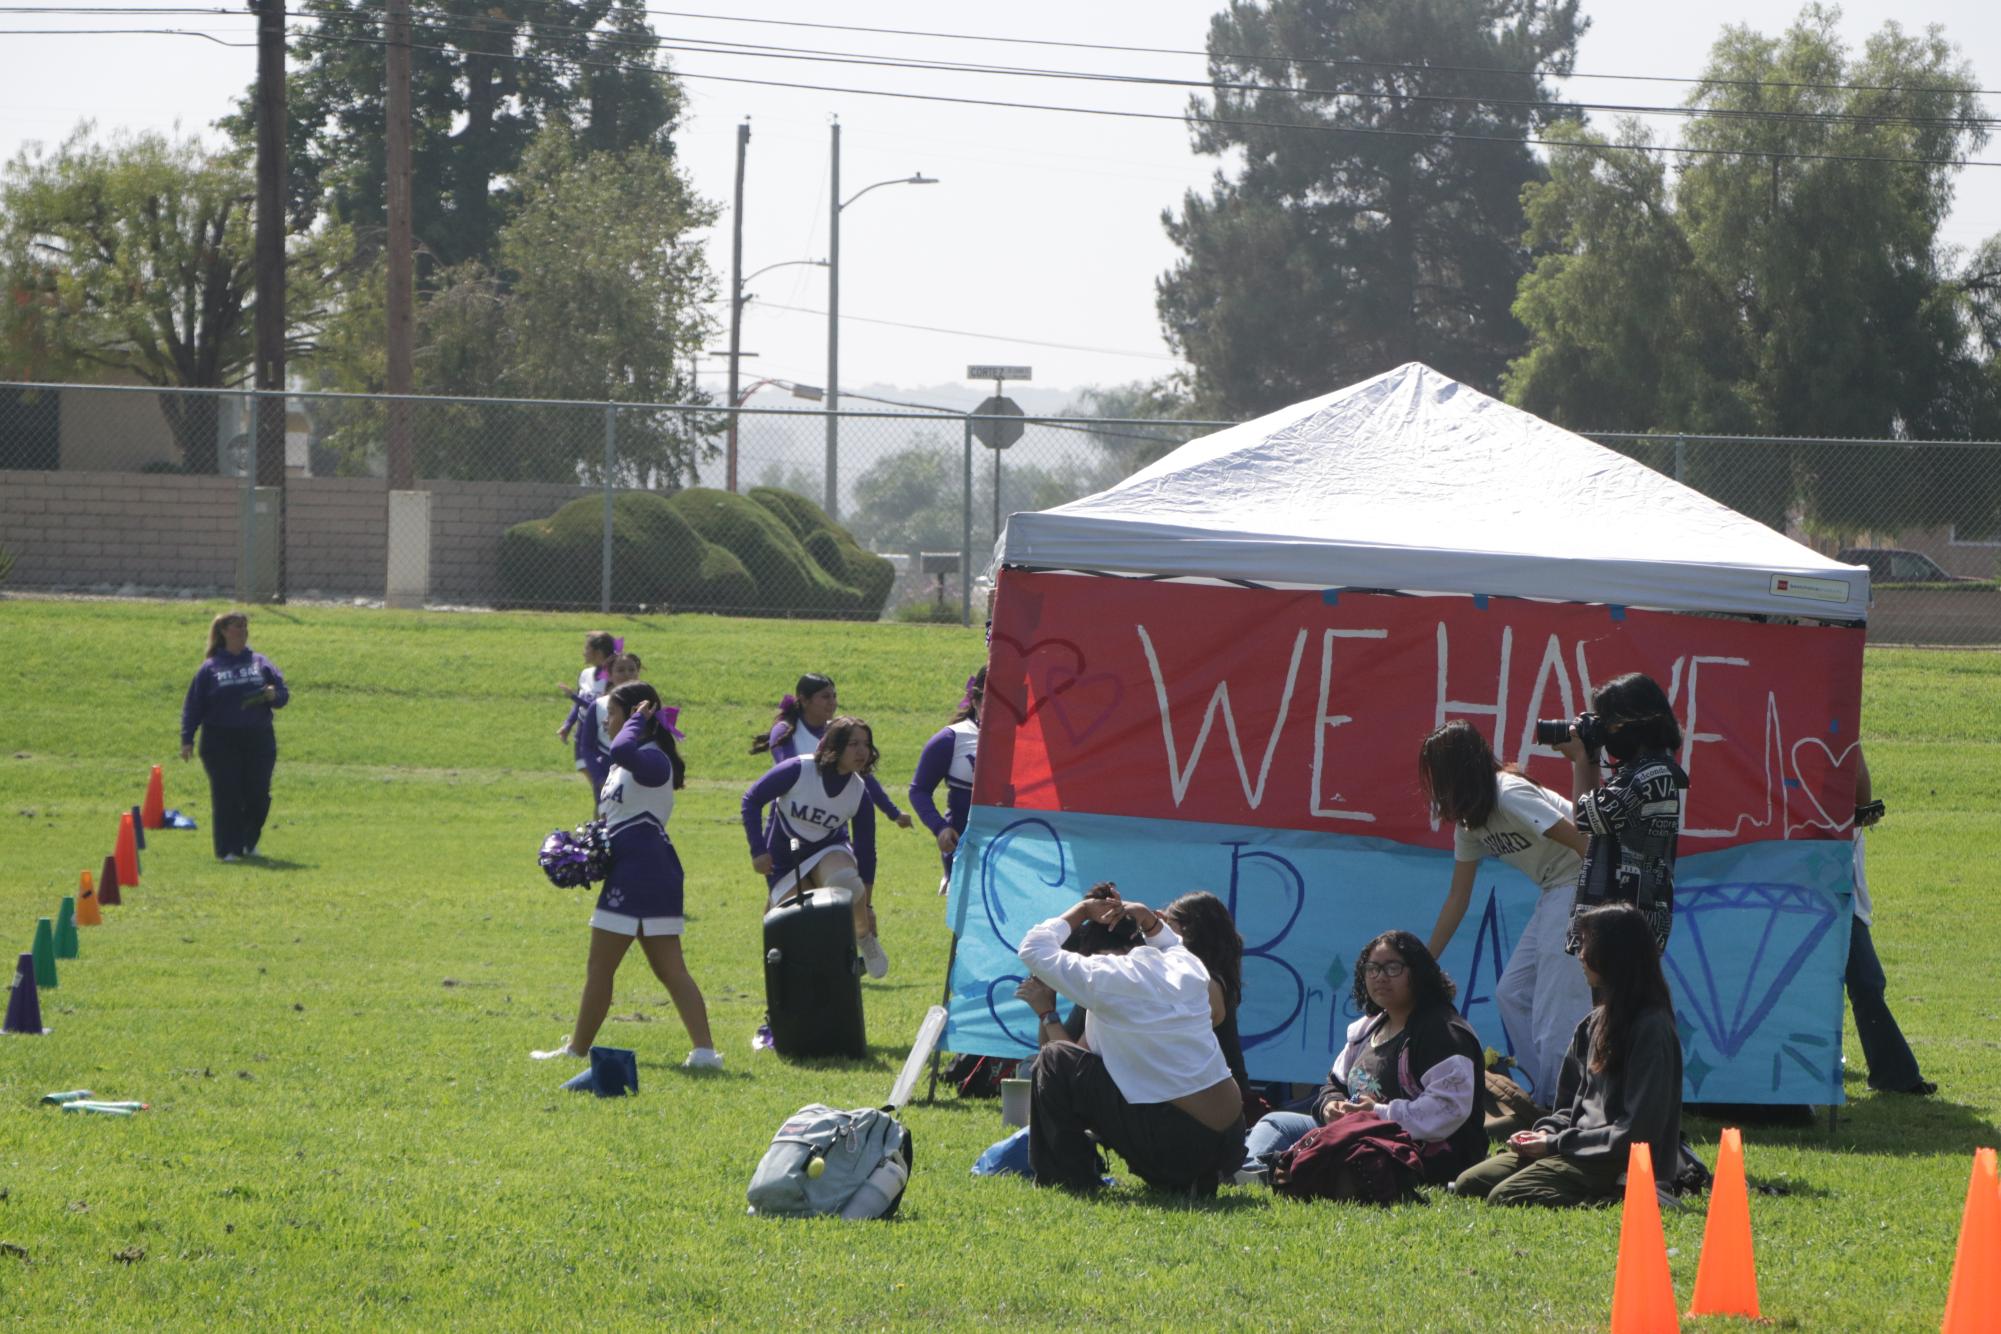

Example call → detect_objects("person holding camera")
1418 721 1590 1105
1845 747 1936 1096
1015 883 1246 1194
1549 672 1688 955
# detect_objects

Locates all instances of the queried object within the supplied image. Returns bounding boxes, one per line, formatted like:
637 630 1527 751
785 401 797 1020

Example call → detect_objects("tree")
311 123 718 483
0 125 349 472
847 434 1101 559
1505 7 2001 531
230 0 684 271
1066 376 1205 478
1157 0 1584 417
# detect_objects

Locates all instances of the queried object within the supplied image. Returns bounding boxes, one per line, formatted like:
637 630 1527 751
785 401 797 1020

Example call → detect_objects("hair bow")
655 704 685 741
779 693 798 713
613 636 625 655
958 672 981 711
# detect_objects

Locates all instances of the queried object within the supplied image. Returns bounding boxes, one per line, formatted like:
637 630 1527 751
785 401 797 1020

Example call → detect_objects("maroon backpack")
1272 1110 1425 1205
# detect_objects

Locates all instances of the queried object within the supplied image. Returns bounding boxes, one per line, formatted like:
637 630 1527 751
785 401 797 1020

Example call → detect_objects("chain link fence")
0 380 1224 623
3 381 1998 642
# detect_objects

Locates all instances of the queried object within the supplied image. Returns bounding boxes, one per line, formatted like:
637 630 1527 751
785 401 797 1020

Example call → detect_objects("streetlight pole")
824 119 935 519
726 119 749 493
727 258 824 492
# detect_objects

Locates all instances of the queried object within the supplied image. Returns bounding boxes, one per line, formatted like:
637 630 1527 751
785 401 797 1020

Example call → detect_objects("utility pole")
726 118 749 493
824 118 841 518
253 0 288 600
385 0 414 490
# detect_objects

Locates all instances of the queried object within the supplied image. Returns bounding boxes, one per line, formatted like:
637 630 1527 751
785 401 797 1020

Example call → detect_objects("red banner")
978 571 1865 853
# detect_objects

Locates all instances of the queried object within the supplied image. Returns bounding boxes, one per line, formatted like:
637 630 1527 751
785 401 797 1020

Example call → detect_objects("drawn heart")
1787 736 1859 836
983 633 1087 728
1039 665 1126 746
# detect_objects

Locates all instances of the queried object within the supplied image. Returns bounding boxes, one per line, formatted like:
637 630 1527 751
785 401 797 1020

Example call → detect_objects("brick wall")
0 470 241 589
429 480 592 603
2 470 594 603
288 479 388 596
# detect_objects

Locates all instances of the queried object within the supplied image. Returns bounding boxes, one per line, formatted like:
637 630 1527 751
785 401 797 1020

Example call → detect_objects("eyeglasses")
1363 961 1407 979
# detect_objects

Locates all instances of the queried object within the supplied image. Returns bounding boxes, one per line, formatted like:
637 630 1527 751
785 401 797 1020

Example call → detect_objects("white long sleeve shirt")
1017 916 1232 1105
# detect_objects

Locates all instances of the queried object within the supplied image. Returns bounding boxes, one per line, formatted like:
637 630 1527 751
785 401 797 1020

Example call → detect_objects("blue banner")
944 807 1851 1104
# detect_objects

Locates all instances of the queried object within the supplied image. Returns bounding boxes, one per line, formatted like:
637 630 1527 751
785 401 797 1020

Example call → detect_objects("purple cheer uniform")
594 716 684 930
909 719 978 873
742 755 879 892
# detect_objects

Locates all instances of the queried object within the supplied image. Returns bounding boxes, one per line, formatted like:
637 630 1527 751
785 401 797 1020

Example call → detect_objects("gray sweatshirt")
1535 1006 1682 1181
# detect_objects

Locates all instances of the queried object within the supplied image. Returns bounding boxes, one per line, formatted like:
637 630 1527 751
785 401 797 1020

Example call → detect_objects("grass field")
0 598 1995 1330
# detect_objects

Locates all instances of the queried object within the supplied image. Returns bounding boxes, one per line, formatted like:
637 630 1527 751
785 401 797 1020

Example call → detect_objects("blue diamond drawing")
1665 882 1839 1059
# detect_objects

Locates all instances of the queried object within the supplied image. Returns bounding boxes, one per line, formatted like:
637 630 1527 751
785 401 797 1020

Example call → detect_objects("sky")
2 0 1998 408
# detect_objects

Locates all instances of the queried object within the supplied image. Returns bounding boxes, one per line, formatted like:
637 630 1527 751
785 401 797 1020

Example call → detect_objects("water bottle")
837 1155 909 1220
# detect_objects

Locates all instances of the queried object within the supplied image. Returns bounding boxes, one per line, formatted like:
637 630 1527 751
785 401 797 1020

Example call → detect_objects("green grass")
0 600 1995 1330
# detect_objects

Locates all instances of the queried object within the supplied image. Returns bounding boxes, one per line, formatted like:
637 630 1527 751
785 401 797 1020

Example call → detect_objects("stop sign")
971 395 1024 449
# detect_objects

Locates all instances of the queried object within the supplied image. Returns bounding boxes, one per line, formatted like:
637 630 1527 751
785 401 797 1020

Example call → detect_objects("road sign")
971 395 1024 449
967 364 1032 382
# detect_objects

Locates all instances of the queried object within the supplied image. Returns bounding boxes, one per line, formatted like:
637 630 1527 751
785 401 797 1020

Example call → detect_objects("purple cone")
5 952 45 1036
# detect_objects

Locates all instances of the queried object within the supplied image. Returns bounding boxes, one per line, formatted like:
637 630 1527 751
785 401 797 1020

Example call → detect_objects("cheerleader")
741 715 894 978
908 669 982 893
566 651 643 798
555 631 618 801
534 681 719 1069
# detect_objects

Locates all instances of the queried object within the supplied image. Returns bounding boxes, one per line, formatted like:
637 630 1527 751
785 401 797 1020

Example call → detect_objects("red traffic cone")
1611 1141 1678 1334
143 765 165 830
98 853 123 906
5 951 47 1035
116 812 140 889
1943 1148 2001 1334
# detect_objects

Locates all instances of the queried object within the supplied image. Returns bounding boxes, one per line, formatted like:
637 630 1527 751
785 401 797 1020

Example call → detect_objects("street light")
726 258 825 492
826 119 937 518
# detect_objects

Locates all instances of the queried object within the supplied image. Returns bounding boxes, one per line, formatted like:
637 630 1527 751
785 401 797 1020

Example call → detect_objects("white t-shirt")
1452 772 1581 892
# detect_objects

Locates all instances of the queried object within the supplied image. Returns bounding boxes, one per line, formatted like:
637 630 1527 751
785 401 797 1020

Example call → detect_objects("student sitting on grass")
1240 931 1485 1186
1453 903 1682 1207
1016 884 1246 1194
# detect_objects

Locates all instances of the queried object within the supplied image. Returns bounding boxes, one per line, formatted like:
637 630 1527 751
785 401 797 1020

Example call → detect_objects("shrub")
749 486 896 618
668 487 861 616
497 491 747 611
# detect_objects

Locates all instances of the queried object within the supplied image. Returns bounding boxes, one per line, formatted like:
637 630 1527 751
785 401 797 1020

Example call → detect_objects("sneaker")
244 845 260 858
684 1048 724 1071
1231 1162 1271 1187
531 1039 586 1061
752 1024 775 1051
858 933 890 979
219 853 240 863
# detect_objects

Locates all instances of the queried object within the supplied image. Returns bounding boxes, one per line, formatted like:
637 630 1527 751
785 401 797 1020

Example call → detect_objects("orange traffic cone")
1611 1141 1679 1334
1689 1127 1760 1318
76 871 102 927
115 811 140 889
142 764 165 830
1943 1147 2001 1334
98 853 122 907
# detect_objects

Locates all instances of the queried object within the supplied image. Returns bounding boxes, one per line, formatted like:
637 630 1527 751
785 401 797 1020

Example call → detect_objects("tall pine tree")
1158 0 1584 416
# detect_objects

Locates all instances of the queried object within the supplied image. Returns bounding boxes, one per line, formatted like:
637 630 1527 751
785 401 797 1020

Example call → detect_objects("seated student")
1454 903 1682 1208
1242 931 1485 1185
1016 884 1246 1194
1021 890 1251 1099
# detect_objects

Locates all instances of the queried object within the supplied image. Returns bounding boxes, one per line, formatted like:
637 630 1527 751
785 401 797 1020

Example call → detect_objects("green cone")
55 896 79 960
31 917 58 989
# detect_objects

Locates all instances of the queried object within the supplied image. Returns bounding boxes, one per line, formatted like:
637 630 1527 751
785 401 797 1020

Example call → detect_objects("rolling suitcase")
762 886 867 1059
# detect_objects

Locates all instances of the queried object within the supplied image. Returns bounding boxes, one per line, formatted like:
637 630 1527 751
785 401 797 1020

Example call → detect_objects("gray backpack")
747 1103 913 1219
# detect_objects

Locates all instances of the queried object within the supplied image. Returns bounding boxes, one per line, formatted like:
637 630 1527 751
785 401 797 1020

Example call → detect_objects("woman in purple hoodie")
179 610 289 862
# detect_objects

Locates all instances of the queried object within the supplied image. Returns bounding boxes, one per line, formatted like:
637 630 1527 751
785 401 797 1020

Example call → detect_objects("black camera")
1534 712 1607 752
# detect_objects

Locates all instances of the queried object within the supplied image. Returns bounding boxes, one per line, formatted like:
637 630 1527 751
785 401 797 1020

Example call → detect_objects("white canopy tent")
1003 363 1868 621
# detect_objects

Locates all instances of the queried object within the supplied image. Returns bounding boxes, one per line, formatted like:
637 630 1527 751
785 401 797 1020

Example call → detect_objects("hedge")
497 491 752 611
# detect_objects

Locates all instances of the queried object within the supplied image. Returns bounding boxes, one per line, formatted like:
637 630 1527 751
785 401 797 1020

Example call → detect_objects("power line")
296 9 2000 133
484 1 2001 101
13 1 2001 100
9 21 1999 169
750 301 1177 363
